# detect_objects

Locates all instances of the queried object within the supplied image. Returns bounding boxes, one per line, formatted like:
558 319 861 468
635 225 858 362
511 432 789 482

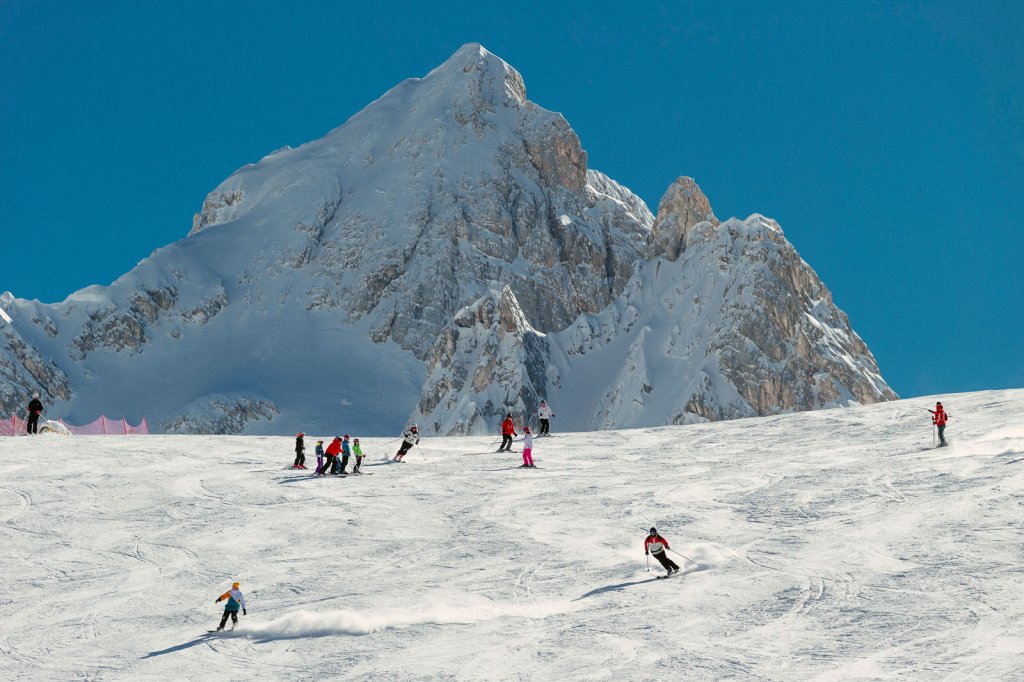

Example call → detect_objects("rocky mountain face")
0 44 895 435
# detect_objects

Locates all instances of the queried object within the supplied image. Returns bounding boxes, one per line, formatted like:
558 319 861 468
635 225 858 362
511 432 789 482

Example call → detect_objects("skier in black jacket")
26 393 43 435
293 432 306 469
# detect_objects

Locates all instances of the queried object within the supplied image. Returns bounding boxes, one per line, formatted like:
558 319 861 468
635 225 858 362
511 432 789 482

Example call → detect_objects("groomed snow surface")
2 389 1022 680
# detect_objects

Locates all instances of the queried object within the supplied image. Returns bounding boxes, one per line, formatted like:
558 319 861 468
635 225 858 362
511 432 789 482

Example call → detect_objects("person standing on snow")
319 436 342 475
352 437 364 473
214 581 247 631
394 425 419 462
645 528 680 576
537 400 554 436
499 414 517 452
293 432 306 469
929 401 950 447
339 435 352 474
521 426 535 467
26 392 43 435
314 440 325 474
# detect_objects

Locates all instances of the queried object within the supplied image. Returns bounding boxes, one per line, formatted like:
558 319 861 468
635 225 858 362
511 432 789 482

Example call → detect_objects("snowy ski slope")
1 389 1022 680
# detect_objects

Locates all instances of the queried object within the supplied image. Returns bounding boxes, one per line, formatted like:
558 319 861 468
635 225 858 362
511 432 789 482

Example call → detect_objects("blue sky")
1 1 1021 398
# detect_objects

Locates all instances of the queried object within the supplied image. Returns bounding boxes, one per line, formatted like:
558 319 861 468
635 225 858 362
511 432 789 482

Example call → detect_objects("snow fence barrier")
0 414 149 436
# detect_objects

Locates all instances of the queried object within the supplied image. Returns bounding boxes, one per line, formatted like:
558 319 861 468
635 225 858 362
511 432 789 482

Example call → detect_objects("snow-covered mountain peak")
422 42 528 106
649 176 719 261
1 45 896 434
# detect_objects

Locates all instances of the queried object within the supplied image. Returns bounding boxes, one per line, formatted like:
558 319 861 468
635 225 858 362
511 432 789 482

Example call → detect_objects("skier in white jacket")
537 400 554 436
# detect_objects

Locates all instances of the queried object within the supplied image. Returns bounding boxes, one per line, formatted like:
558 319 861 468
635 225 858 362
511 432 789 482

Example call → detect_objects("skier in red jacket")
929 401 950 447
318 436 343 475
645 528 680 576
499 414 517 452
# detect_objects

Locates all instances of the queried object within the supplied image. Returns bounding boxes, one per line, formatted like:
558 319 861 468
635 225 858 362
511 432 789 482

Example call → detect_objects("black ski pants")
937 424 946 445
218 610 239 629
353 456 362 472
539 419 550 435
294 450 305 467
652 551 679 572
26 413 39 434
320 454 336 475
500 434 514 451
339 454 350 473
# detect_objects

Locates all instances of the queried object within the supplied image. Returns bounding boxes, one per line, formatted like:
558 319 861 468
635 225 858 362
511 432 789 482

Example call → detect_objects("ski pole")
669 548 699 566
645 554 650 573
932 422 936 448
416 444 428 463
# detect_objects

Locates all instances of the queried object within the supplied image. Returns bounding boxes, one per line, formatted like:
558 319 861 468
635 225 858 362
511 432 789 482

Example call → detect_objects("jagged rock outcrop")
411 287 548 435
159 395 279 434
648 176 718 260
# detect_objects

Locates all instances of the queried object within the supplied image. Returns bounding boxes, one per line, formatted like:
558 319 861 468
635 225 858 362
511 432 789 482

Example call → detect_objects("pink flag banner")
0 415 149 436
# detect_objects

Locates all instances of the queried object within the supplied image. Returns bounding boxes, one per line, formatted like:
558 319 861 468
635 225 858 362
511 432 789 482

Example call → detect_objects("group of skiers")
293 433 366 475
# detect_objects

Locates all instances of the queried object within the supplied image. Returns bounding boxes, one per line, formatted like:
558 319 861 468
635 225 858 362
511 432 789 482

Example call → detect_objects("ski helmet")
343 434 349 439
411 425 418 431
32 392 39 398
936 402 943 407
232 582 240 588
524 426 531 433
649 527 657 535
297 432 304 437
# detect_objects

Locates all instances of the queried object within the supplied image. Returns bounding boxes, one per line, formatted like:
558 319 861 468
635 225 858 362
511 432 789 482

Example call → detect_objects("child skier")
644 528 680 576
352 437 364 473
339 435 352 474
499 414 517 452
314 440 325 474
293 432 306 469
214 581 247 631
394 425 419 462
521 426 535 467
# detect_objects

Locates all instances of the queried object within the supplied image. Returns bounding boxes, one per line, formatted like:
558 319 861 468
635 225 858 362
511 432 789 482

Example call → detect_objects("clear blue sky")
1 1 1021 398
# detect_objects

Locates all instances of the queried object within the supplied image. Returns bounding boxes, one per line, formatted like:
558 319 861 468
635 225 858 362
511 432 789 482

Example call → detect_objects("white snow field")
1 389 1022 680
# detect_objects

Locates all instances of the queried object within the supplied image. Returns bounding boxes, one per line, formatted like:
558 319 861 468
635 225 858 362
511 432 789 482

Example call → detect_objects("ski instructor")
645 528 680 576
214 581 247 631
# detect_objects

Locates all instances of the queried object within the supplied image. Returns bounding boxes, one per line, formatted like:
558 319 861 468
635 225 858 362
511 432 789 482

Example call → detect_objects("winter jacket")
538 404 554 420
217 588 246 612
315 444 324 457
325 438 342 456
341 439 351 456
295 436 305 454
644 534 670 555
523 433 533 449
932 405 948 426
402 429 419 445
353 443 363 458
501 418 517 436
27 398 43 415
